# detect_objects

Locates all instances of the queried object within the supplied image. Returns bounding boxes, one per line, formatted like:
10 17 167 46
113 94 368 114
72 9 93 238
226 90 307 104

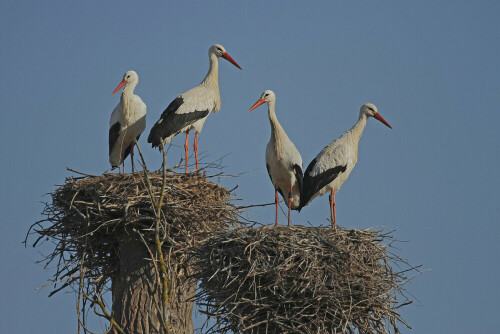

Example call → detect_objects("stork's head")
209 44 242 70
112 70 138 95
248 90 276 111
360 103 392 129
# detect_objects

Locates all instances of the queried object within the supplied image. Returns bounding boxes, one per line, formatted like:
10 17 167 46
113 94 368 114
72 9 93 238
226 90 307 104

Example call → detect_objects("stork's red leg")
194 131 199 171
274 187 279 227
329 189 337 229
122 161 125 174
287 185 293 227
184 131 190 173
333 190 337 228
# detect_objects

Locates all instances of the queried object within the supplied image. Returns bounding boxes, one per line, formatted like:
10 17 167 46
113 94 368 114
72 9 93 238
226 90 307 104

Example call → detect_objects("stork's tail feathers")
297 198 307 212
147 129 161 148
147 124 175 149
298 164 347 211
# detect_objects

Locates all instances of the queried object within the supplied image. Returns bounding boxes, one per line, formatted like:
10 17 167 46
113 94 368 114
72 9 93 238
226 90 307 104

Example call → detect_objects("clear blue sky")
1 1 499 333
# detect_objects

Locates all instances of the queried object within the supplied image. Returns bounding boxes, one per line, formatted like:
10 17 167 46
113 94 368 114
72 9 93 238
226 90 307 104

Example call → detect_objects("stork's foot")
330 220 337 230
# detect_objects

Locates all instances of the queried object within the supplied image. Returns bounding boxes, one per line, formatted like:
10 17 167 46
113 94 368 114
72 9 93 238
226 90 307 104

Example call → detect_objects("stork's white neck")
267 100 283 141
201 53 220 89
121 83 137 116
348 112 368 143
267 99 279 127
122 82 136 98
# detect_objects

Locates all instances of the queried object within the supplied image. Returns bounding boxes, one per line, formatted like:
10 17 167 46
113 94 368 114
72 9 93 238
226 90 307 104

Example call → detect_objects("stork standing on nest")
248 90 303 227
299 103 392 228
148 44 242 173
109 70 147 174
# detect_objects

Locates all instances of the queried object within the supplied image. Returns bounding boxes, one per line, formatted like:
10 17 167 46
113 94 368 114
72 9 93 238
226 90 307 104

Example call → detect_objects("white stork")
299 103 392 228
148 44 242 172
109 70 147 173
248 90 303 227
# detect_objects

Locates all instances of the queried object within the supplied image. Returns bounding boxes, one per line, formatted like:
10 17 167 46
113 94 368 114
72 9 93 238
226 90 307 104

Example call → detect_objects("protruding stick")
274 188 279 227
130 144 135 173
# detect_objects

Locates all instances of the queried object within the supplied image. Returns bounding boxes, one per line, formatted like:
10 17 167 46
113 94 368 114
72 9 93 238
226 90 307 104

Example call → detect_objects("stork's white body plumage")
109 71 146 172
249 90 303 226
300 103 392 228
148 44 241 172
301 119 363 201
157 84 219 144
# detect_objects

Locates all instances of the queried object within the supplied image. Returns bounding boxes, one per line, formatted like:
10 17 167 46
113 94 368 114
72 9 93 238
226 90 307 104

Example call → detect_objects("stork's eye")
127 75 130 79
264 94 269 97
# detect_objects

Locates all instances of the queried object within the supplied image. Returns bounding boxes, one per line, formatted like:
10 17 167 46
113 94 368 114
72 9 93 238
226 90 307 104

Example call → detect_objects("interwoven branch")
194 226 417 334
27 168 238 332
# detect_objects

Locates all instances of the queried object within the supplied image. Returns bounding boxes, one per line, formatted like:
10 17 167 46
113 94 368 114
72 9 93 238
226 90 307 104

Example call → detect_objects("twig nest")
30 172 236 296
195 226 414 334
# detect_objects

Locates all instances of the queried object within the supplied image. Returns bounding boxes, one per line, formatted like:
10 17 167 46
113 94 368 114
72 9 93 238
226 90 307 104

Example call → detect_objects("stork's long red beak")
373 112 392 129
221 52 242 70
112 80 127 95
248 98 265 112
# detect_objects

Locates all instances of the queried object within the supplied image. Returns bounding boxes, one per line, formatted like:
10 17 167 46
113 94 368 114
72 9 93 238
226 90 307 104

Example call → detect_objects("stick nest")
195 226 415 334
29 171 237 297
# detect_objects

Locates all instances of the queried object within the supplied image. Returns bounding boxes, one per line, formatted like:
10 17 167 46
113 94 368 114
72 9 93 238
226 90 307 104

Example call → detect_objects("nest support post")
111 236 196 334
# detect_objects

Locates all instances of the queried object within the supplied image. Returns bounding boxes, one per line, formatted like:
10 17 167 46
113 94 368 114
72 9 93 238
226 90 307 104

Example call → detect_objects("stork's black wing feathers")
147 96 210 147
303 158 317 182
299 159 347 210
109 122 121 156
160 96 184 119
